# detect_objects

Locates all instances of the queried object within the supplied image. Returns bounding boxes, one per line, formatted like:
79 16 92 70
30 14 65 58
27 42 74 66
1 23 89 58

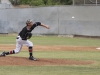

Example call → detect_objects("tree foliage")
10 0 72 6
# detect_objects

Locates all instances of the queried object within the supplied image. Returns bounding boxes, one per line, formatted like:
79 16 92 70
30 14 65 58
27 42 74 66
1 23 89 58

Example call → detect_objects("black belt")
16 36 19 39
16 36 27 40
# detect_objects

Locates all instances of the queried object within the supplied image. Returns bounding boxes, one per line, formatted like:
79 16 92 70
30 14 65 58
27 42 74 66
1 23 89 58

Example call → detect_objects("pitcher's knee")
29 46 33 49
29 42 33 47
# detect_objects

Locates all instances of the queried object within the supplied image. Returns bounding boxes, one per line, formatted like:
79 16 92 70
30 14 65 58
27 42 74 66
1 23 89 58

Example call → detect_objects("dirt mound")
0 56 93 66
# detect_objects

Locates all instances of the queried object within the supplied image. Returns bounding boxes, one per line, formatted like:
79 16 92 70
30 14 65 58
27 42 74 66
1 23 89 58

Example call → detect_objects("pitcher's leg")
0 42 22 56
29 46 33 57
5 50 15 55
22 40 33 56
6 42 22 55
14 43 22 54
23 40 37 61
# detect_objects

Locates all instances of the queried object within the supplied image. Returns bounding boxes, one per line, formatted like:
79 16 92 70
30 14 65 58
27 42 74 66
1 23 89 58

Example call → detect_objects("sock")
29 47 33 57
5 50 15 55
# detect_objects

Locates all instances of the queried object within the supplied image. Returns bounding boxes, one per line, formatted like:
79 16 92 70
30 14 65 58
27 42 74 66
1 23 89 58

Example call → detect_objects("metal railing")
73 0 100 6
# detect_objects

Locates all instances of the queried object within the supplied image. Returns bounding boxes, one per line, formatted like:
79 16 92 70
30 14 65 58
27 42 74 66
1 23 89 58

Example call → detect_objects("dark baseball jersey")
19 22 41 40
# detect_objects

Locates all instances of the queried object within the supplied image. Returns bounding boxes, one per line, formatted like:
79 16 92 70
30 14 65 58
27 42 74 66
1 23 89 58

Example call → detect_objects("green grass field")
0 36 100 46
0 36 100 75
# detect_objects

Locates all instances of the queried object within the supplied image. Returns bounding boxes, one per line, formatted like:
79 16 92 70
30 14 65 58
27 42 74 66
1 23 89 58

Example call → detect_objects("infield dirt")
0 45 96 66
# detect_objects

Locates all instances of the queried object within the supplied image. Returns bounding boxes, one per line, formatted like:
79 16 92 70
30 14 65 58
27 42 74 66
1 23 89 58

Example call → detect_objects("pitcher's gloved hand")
26 32 32 39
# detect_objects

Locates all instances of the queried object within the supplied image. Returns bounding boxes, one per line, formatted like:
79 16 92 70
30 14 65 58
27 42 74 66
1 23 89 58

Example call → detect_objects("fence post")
84 0 85 5
73 0 75 5
96 0 97 6
57 6 59 35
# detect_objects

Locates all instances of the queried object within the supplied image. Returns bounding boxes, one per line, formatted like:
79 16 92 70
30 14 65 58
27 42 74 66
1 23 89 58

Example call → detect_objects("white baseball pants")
14 36 33 54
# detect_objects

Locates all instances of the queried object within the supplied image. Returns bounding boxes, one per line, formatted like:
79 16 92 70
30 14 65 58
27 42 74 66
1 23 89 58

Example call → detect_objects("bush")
29 0 44 6
10 0 72 6
67 0 73 5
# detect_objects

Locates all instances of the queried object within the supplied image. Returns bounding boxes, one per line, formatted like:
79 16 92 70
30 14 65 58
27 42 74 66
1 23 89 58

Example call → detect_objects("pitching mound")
0 56 93 66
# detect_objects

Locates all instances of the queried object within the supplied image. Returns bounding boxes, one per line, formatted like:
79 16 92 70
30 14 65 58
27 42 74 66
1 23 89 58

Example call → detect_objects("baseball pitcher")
0 19 50 61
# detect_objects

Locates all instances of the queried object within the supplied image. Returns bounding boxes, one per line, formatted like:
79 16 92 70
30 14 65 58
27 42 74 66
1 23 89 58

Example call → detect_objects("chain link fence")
73 0 100 5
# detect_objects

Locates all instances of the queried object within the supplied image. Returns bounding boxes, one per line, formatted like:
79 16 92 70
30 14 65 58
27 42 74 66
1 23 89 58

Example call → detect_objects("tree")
42 0 48 5
13 0 19 5
47 0 53 5
10 0 72 6
29 0 44 6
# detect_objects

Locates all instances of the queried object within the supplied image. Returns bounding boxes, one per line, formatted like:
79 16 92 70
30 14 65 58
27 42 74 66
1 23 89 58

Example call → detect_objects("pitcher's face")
28 21 33 26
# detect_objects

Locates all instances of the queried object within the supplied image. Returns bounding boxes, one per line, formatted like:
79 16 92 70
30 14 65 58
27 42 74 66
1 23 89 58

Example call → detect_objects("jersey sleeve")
34 22 41 26
35 22 41 26
31 22 41 29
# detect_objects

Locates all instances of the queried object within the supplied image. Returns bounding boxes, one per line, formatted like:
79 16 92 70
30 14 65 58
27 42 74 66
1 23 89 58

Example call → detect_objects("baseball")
72 16 75 19
96 48 100 50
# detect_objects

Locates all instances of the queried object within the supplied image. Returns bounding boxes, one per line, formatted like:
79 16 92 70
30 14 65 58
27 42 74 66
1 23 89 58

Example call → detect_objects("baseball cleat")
0 51 6 57
29 56 37 61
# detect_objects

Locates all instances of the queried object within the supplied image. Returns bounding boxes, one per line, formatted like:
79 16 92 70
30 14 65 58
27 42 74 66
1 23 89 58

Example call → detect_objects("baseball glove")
26 32 32 39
